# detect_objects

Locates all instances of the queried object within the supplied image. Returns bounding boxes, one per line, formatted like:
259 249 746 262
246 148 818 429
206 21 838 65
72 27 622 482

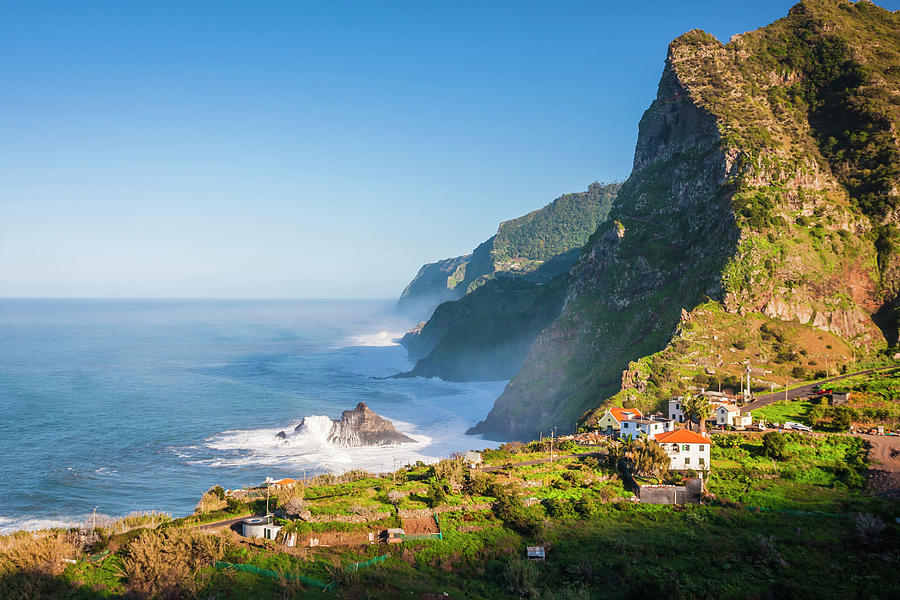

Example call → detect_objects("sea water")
0 299 505 532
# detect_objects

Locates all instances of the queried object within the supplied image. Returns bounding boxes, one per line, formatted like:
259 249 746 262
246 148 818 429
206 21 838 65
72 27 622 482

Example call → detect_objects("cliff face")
396 183 620 319
471 0 899 440
396 254 470 318
396 275 568 381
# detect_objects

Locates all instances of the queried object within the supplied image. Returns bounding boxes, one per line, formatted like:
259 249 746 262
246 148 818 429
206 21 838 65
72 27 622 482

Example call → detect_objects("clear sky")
2 1 897 299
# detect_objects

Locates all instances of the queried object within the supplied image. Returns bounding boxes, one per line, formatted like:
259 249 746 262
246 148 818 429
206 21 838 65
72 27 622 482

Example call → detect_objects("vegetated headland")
4 0 900 598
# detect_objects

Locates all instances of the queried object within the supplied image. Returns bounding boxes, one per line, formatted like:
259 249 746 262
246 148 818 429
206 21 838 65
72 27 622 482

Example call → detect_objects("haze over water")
0 299 504 533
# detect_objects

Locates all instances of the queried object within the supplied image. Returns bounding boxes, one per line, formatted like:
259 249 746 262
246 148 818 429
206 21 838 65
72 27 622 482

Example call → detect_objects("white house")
620 417 676 439
653 429 711 471
668 397 685 423
716 404 752 429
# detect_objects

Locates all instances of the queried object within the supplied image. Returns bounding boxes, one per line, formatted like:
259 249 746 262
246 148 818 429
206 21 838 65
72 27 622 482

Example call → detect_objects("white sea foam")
201 414 437 475
341 330 404 347
0 515 81 534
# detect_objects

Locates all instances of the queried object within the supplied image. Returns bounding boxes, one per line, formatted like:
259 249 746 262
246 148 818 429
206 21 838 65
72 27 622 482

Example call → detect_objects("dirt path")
858 433 900 499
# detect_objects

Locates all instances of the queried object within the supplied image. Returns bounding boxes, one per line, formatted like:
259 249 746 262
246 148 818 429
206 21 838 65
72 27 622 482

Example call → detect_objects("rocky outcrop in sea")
276 402 415 447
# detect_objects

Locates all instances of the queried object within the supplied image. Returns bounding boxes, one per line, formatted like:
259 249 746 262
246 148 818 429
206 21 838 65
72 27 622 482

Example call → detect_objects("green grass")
753 399 816 425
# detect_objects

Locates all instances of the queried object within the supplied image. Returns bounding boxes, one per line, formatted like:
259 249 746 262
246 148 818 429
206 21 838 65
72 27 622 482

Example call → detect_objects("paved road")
743 366 895 412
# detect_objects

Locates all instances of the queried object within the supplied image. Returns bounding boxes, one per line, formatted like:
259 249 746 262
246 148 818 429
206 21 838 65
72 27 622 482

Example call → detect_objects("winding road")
743 366 896 412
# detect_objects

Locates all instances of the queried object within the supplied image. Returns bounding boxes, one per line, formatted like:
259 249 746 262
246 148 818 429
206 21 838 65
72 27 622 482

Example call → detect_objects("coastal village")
4 368 898 598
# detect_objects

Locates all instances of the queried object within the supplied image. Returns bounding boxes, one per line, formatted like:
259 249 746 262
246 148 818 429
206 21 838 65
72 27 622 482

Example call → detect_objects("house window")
682 444 689 451
684 458 690 465
699 457 705 465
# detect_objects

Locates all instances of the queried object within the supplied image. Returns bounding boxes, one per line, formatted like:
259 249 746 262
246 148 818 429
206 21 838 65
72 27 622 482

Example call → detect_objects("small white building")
620 417 676 439
464 451 483 468
668 397 685 423
241 517 281 540
716 404 752 429
653 429 711 471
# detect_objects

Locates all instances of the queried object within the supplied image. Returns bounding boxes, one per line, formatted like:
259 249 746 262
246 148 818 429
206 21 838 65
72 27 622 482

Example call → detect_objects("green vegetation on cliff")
398 275 569 381
474 0 900 441
396 182 620 317
398 182 620 381
5 434 897 599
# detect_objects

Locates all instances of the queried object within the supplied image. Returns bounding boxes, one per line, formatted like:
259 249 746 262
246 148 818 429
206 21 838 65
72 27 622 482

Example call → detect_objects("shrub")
761 432 789 460
503 557 540 598
464 471 493 497
283 498 307 517
581 456 599 470
831 406 854 431
425 478 450 508
122 529 227 598
543 497 577 521
194 489 226 515
557 439 576 453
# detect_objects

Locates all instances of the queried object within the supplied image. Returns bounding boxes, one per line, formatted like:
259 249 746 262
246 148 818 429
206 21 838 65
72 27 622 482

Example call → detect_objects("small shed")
526 546 546 562
241 517 281 540
464 451 483 468
381 528 405 544
831 392 850 406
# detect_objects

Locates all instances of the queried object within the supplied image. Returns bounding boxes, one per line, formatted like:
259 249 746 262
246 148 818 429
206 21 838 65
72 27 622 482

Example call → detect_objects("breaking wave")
200 413 435 475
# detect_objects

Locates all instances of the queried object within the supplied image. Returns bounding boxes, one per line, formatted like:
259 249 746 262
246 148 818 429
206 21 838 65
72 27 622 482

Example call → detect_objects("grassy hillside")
4 434 897 599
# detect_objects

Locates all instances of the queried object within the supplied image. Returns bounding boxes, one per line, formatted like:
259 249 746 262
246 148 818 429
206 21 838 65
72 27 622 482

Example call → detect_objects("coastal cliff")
396 182 620 319
471 0 900 440
396 182 620 382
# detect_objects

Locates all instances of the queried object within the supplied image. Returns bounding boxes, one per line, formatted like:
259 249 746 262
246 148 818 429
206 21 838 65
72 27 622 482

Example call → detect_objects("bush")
464 471 493 497
831 406 853 431
557 439 576 453
503 557 540 598
425 478 450 508
732 340 748 350
490 483 542 536
762 432 789 460
543 497 577 521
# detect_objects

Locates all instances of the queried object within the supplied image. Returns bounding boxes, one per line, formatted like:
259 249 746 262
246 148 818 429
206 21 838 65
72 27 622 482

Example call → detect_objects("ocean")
0 299 505 533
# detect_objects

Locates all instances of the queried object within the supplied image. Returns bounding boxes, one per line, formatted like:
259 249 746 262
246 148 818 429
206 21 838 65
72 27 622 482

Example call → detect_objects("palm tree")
682 394 711 431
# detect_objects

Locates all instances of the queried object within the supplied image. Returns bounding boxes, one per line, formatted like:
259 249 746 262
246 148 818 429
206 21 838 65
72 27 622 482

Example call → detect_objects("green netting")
346 554 388 571
213 561 330 589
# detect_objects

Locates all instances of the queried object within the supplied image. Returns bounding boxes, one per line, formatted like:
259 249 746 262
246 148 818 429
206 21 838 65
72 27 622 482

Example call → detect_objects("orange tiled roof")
273 478 297 485
654 429 711 444
608 407 643 423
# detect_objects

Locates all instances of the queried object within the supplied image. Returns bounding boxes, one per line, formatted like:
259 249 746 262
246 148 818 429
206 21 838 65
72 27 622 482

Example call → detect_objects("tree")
761 431 788 460
625 438 670 481
831 406 853 431
682 394 711 431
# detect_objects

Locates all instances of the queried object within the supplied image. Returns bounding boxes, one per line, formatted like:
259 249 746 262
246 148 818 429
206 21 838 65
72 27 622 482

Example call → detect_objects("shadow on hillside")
0 569 113 600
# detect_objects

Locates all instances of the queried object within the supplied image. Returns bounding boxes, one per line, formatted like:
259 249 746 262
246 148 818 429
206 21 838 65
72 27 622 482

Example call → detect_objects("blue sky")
2 1 896 298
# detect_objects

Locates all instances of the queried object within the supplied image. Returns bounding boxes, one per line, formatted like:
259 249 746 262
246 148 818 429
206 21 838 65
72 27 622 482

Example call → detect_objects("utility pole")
550 428 556 464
